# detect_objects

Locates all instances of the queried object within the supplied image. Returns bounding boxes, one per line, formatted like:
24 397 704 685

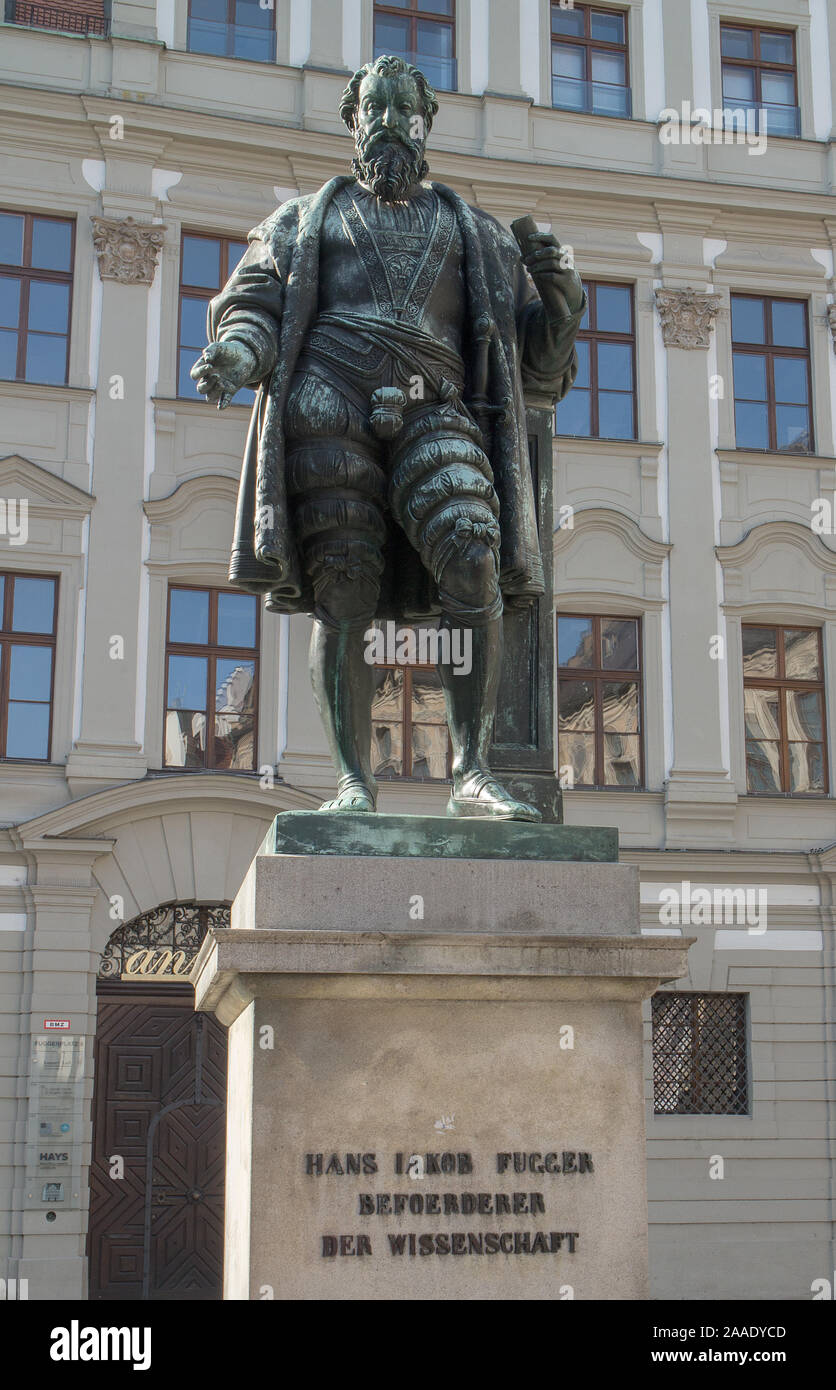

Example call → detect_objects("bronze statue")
192 55 584 819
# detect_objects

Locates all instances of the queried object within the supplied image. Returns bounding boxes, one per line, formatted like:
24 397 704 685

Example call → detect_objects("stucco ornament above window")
826 303 836 352
655 287 723 349
90 216 166 286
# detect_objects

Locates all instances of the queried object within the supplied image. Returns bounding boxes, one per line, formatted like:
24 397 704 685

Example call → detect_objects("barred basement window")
651 993 748 1116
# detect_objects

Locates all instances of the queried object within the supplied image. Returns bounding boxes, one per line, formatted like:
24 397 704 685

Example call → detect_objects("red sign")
43 1019 70 1031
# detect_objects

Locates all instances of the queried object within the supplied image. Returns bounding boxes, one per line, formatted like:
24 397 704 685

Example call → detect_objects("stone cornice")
3 83 836 228
0 380 94 402
554 437 664 458
621 845 826 875
143 474 238 526
554 506 671 564
0 454 94 516
152 395 252 418
15 773 318 841
716 448 836 471
716 519 836 571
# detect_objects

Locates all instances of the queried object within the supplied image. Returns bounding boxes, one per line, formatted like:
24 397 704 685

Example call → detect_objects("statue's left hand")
522 232 584 323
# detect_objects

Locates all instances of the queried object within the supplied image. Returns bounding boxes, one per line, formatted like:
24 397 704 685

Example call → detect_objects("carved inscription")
304 1149 593 1259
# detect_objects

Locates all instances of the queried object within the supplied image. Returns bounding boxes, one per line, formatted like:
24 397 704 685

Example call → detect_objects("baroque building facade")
0 0 834 1301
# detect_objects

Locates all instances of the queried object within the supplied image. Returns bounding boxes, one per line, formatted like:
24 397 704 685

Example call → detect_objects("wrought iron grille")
7 1 110 35
98 902 230 981
651 992 748 1116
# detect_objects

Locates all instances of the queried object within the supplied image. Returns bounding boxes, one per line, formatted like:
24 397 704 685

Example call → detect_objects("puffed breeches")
284 371 503 629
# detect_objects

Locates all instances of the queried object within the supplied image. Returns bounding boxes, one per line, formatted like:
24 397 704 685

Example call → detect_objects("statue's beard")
352 131 428 202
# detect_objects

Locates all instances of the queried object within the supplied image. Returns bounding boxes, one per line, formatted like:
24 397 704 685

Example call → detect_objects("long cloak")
208 177 582 618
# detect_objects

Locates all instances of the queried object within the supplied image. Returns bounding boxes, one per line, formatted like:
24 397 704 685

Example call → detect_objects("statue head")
339 55 439 201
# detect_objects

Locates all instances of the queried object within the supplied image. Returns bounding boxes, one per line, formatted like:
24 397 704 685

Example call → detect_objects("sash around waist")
308 311 466 389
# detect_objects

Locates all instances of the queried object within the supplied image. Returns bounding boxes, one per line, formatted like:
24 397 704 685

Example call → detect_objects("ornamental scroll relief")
90 216 166 286
655 287 723 349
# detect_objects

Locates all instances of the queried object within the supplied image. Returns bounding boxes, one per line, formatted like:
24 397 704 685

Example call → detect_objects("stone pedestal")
193 813 691 1301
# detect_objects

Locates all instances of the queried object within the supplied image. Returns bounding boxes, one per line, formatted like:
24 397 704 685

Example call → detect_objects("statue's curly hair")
339 54 440 133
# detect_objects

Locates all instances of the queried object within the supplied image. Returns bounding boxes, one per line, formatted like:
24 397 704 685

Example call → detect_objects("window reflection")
370 626 451 780
557 613 642 787
164 586 259 770
742 625 827 794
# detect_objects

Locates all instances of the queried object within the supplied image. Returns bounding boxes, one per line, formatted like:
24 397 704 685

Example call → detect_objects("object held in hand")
511 214 544 260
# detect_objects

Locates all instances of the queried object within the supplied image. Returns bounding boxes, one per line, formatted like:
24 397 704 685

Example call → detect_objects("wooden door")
88 984 227 1300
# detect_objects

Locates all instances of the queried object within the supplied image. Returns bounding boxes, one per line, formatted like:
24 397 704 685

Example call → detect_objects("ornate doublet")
305 184 467 399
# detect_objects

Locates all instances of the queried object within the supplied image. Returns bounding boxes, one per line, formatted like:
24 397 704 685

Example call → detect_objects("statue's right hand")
190 340 257 409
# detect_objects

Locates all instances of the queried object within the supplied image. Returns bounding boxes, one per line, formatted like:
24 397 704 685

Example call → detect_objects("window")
0 573 57 761
720 24 799 138
178 232 254 402
731 295 812 454
0 210 74 386
371 625 451 780
557 614 642 787
373 1 457 92
555 282 635 439
4 0 110 35
164 585 259 770
187 0 275 61
551 3 631 118
652 993 748 1116
742 625 826 795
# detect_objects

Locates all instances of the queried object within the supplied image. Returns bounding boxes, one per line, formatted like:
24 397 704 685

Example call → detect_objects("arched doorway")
87 903 230 1301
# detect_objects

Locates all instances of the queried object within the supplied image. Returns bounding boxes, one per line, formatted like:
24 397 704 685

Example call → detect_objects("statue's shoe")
447 771 541 822
319 780 376 813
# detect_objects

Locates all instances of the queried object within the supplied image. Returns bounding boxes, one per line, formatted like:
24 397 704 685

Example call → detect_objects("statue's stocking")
438 613 502 783
310 619 377 812
439 613 540 822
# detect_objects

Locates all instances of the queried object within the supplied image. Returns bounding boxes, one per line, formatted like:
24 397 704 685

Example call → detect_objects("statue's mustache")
357 127 422 157
366 126 410 145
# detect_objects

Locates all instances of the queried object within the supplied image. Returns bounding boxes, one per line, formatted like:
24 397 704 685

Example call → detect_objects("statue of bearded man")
191 54 585 820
